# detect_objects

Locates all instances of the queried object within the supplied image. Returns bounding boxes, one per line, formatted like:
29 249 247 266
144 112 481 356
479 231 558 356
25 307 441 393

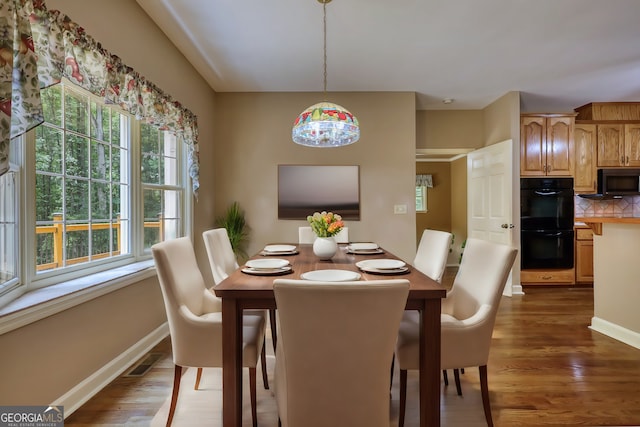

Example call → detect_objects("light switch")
394 204 407 214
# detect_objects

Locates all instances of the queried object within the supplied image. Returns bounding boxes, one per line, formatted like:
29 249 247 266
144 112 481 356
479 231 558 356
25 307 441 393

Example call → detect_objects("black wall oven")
520 178 574 269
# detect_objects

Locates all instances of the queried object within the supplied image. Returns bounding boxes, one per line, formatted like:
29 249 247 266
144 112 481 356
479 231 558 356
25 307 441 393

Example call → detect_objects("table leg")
420 298 441 427
222 298 243 426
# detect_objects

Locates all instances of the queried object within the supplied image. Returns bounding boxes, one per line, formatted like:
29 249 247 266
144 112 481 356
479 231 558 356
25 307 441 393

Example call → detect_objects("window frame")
0 80 192 305
416 185 428 212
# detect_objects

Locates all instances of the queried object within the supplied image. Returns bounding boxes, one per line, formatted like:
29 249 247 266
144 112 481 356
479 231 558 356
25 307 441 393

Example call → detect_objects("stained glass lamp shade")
292 102 360 147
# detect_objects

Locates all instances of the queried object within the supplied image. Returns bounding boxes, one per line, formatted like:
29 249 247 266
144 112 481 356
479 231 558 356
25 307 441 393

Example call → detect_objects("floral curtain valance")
1 0 200 195
416 174 433 188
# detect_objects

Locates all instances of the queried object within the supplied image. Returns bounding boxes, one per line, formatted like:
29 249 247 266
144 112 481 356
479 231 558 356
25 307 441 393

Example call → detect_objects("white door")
467 139 516 295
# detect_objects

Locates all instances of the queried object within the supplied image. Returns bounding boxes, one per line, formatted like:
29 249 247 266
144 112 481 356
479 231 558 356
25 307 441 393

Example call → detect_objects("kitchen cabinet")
521 114 575 176
574 123 597 193
575 225 594 283
597 123 640 167
520 268 575 285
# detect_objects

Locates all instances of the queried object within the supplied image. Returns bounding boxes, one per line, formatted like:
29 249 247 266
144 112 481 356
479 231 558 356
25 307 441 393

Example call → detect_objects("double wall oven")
520 178 574 269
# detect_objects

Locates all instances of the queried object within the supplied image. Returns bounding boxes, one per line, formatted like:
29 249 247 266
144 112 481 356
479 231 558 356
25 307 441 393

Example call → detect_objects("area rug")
150 354 488 427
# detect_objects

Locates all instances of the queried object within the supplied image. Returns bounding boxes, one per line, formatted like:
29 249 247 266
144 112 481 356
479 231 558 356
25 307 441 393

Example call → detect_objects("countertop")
575 217 640 234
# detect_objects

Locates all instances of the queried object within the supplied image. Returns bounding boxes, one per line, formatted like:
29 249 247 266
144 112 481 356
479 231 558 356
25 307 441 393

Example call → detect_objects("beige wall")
593 224 640 342
449 156 468 265
416 110 485 149
415 162 451 242
0 0 216 405
213 92 418 261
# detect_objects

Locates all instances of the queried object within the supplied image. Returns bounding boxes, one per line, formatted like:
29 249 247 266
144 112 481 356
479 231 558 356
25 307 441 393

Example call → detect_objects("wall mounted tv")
278 165 360 220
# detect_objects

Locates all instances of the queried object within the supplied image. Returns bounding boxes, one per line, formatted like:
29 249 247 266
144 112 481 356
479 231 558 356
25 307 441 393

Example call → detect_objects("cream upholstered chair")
152 237 266 427
335 227 349 243
395 238 517 427
410 229 454 388
414 229 452 283
202 227 276 357
298 226 315 244
273 279 410 427
299 226 349 244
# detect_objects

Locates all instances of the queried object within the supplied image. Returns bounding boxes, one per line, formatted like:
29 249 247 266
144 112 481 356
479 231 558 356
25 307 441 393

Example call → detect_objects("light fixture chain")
323 1 327 95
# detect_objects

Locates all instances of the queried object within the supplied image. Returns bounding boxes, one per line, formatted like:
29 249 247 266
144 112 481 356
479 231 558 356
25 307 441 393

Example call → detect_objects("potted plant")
307 211 344 259
215 202 249 261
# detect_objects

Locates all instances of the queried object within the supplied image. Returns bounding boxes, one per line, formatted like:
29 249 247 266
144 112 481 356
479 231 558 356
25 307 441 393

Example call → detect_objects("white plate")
356 259 406 270
264 244 297 253
245 258 289 269
242 266 292 276
358 266 409 275
348 242 379 251
300 269 361 282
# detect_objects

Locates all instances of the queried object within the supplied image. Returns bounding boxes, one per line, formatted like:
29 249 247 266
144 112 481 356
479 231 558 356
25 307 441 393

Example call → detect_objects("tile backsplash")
575 195 640 218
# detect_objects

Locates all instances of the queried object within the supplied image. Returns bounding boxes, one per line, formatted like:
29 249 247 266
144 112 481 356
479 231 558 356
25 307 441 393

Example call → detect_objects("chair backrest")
273 279 409 427
299 226 349 244
202 228 240 285
442 238 517 367
334 227 349 243
298 226 316 244
152 237 222 365
413 229 452 283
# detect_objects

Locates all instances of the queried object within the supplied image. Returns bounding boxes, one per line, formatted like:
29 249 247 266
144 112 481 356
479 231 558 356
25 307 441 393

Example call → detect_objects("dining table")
214 242 446 427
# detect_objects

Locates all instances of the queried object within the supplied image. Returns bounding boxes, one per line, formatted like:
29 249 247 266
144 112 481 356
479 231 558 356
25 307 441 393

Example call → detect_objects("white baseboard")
54 322 169 417
590 316 640 350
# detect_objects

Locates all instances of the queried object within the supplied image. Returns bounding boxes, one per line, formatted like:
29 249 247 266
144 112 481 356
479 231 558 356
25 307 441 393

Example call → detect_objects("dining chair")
395 238 517 427
273 279 410 427
411 229 456 389
152 236 267 427
298 226 316 244
413 229 452 283
202 227 277 365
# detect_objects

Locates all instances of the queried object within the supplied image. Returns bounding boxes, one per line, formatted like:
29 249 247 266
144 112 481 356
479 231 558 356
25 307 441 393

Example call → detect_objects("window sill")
0 260 156 335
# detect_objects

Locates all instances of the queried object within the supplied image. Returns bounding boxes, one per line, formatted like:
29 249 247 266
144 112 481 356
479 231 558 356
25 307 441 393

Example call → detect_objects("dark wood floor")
65 269 640 426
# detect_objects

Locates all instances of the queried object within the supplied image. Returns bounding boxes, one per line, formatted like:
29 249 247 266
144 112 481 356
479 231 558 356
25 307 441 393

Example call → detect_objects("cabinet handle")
542 275 552 280
622 156 625 165
547 164 551 172
542 164 546 172
627 155 630 165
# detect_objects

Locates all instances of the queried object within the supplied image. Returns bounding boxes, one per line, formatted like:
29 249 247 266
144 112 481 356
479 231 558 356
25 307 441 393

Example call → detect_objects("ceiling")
136 0 640 113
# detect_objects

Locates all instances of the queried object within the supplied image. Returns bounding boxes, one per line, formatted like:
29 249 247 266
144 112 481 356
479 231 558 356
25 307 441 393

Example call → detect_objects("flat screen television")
278 165 360 220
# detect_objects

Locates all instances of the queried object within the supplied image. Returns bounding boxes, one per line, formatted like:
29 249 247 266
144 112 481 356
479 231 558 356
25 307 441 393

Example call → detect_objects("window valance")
0 0 200 194
416 174 433 188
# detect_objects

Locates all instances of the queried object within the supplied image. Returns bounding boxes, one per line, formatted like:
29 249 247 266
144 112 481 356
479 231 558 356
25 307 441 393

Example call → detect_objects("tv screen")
278 165 360 220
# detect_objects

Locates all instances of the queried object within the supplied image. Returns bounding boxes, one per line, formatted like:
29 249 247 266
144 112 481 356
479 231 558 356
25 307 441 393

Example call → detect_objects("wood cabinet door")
521 116 546 176
597 124 624 167
624 123 640 167
574 124 597 193
575 240 594 282
546 116 574 176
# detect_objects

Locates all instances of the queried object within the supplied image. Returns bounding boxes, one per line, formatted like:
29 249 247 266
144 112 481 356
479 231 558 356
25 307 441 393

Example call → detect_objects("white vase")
313 236 338 260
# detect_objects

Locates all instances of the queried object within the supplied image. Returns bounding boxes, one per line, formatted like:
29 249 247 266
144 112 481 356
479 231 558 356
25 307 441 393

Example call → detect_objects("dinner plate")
241 266 292 276
263 244 297 253
358 266 410 275
356 259 406 270
347 247 385 255
245 258 289 269
300 269 361 282
348 242 379 251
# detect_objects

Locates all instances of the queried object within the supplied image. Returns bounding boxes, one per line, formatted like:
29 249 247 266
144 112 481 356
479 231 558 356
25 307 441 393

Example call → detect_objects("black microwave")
598 168 640 195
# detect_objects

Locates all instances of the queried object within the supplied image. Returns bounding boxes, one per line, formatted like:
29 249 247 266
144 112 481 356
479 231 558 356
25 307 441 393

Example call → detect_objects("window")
34 83 130 273
416 185 427 212
0 165 19 296
140 124 183 251
0 79 190 303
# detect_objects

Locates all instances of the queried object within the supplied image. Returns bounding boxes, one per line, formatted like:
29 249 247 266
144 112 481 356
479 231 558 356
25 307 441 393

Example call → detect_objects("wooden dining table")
214 243 446 427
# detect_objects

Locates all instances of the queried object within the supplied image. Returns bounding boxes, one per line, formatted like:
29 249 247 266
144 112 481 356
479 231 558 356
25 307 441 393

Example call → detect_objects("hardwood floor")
65 269 640 426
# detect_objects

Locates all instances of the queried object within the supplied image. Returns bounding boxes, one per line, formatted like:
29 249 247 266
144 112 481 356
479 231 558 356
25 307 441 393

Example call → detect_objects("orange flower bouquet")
307 211 344 238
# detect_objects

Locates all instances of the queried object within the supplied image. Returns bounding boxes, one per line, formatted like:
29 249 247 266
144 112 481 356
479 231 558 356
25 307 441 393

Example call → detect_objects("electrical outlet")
394 204 407 214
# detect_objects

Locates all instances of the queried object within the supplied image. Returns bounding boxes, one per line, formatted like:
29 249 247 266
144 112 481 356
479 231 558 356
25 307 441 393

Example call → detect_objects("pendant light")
292 0 360 147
